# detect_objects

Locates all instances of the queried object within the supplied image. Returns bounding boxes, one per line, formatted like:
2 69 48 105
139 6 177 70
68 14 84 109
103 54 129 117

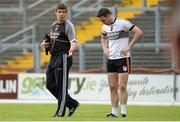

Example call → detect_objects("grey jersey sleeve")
66 20 77 43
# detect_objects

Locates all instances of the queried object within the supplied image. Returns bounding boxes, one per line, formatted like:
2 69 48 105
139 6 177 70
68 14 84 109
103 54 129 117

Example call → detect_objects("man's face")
98 15 111 25
56 9 67 22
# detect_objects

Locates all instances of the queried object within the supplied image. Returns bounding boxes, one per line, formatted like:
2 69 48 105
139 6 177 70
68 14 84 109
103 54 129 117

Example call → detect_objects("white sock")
121 104 126 114
112 107 118 116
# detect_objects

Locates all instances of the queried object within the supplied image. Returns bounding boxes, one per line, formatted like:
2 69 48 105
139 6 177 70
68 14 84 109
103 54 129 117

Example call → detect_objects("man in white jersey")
97 8 142 118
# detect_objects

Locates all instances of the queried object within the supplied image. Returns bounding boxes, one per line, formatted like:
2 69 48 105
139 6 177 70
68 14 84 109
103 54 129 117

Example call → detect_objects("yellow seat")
0 0 162 73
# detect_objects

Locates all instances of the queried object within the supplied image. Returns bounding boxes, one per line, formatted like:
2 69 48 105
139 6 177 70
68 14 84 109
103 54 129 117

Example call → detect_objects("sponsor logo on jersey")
107 31 120 40
107 31 129 40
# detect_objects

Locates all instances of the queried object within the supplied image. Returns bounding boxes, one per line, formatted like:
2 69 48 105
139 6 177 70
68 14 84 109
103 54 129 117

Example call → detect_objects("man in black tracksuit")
42 3 79 117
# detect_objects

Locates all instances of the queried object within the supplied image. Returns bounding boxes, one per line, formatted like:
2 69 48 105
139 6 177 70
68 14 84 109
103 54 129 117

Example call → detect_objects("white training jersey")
102 17 135 59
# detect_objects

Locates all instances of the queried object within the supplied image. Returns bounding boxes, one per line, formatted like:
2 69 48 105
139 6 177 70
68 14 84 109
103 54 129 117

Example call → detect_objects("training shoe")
121 113 126 118
52 114 64 117
106 113 118 117
68 102 79 116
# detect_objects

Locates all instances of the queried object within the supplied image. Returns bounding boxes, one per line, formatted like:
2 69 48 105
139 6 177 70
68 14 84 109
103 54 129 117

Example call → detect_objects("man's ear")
106 14 111 18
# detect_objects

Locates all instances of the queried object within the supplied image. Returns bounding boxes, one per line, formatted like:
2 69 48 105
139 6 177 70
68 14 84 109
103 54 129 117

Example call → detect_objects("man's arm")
120 26 143 55
128 26 143 50
66 21 78 57
101 34 109 58
69 41 77 57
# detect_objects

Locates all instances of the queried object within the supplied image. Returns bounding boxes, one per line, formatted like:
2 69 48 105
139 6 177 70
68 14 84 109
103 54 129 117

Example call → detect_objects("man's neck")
110 16 116 24
58 20 65 24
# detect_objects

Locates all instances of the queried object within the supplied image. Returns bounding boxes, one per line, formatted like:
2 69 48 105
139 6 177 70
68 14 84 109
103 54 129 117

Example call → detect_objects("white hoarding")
18 74 55 100
69 74 175 102
127 74 174 102
18 73 176 102
68 74 109 102
176 75 180 101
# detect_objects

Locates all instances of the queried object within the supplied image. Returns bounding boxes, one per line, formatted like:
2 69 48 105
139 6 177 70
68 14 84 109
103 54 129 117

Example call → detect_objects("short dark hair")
97 8 112 17
55 3 67 12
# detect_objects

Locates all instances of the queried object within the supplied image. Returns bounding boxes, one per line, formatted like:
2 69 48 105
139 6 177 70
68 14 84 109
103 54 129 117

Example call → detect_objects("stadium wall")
0 73 180 105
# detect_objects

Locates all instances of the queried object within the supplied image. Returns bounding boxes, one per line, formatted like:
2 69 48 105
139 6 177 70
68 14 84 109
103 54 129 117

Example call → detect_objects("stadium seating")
82 0 171 70
0 0 111 73
0 0 171 73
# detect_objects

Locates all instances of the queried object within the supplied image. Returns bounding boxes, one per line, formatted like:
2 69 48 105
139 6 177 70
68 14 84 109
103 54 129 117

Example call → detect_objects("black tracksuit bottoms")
46 54 78 116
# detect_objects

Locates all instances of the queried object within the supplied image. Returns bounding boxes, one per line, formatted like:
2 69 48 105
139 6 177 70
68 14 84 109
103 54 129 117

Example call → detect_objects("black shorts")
107 57 131 73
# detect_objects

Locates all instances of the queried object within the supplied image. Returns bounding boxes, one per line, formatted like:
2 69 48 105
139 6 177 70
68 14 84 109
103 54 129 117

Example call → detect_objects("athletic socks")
121 104 126 115
112 107 118 116
111 104 126 117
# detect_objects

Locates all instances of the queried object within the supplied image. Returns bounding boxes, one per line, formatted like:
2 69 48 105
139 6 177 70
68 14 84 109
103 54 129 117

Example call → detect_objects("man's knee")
109 85 118 94
118 83 127 92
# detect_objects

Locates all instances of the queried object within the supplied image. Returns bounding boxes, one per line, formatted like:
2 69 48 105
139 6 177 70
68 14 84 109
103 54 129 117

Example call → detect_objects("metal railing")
72 0 104 18
0 0 173 73
116 6 169 52
28 0 68 21
0 24 40 72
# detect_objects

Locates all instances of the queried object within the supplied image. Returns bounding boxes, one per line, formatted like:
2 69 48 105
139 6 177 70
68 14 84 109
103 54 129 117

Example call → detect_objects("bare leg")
108 73 119 116
118 73 129 115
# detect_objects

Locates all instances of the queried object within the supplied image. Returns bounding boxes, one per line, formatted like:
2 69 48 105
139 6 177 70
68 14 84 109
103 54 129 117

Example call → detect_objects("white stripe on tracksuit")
58 54 67 116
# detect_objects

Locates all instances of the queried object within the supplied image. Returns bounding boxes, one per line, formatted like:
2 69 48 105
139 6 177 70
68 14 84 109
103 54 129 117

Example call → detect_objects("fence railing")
0 0 174 73
0 24 40 72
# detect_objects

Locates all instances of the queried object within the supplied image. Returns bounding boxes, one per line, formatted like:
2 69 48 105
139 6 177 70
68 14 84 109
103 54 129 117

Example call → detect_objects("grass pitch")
0 103 180 121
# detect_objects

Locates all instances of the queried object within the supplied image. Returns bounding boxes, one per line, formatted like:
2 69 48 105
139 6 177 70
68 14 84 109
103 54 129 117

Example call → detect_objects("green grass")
0 104 180 121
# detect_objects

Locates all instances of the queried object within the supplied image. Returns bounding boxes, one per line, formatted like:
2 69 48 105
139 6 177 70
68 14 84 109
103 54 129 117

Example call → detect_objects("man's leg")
55 54 68 117
66 56 79 116
118 73 129 117
107 73 119 117
66 94 79 116
46 66 58 99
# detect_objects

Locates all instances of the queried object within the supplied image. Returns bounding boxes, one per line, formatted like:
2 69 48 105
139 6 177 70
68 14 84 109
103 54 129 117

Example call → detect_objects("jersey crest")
110 26 113 31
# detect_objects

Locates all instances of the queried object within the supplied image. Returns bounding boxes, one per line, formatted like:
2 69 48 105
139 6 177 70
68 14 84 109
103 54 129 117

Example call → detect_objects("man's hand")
68 41 77 57
120 47 130 56
103 48 109 58
41 40 49 48
68 50 73 57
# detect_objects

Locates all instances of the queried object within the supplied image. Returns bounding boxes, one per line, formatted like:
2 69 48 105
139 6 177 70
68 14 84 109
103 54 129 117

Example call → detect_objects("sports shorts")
107 57 131 73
